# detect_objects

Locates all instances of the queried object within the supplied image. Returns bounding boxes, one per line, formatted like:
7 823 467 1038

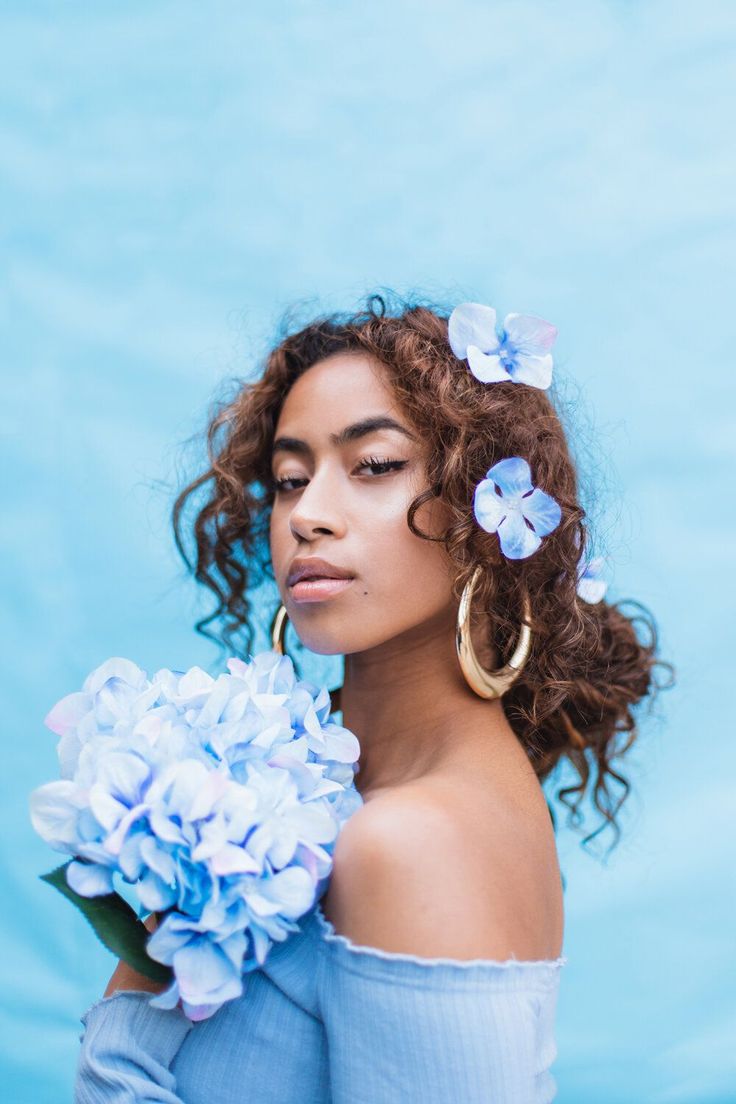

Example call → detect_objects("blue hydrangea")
576 555 608 603
473 456 562 559
29 650 363 1021
448 302 557 389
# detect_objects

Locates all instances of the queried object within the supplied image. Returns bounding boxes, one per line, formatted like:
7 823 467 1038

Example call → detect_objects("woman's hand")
102 912 168 998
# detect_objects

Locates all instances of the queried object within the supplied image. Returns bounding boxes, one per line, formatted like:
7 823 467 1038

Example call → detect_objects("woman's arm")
76 913 194 1103
103 912 168 998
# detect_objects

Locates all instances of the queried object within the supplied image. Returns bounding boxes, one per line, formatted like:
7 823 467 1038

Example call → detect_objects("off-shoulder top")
75 898 567 1103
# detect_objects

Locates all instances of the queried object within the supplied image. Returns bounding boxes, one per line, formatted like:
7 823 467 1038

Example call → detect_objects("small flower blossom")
448 302 557 389
29 650 362 1021
473 456 562 559
576 555 608 603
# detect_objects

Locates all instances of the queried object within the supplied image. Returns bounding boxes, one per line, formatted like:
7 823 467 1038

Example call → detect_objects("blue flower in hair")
474 457 561 559
448 302 557 389
576 555 608 603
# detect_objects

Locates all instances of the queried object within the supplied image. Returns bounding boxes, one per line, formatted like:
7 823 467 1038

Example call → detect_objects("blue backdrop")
2 3 733 1101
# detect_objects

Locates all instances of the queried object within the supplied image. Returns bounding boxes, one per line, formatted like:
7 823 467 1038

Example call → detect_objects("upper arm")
325 793 523 960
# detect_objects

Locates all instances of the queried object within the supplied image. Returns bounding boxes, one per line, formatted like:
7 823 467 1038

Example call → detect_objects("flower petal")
146 914 198 964
210 843 261 876
502 312 558 355
139 835 177 882
466 346 512 384
319 724 361 764
44 692 90 737
497 511 542 560
473 480 506 533
485 456 533 499
95 752 151 805
509 353 553 390
82 658 148 697
57 730 84 779
576 556 608 603
137 869 178 912
264 866 315 918
148 979 181 1011
577 575 608 603
174 938 243 1006
577 554 605 581
29 780 86 847
520 487 562 537
88 788 128 833
66 860 114 897
448 303 499 359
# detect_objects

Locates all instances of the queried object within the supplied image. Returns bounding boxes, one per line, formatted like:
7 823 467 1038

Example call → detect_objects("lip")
290 577 355 603
286 557 355 587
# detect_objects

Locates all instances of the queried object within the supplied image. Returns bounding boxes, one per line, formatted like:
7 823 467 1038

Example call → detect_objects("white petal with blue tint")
96 752 150 805
137 869 178 912
577 575 608 603
173 938 243 1006
473 480 506 533
88 787 128 833
487 456 534 499
507 352 553 389
498 510 543 559
44 691 90 737
466 346 512 383
82 657 148 697
502 312 558 355
521 487 562 536
29 780 87 847
66 859 114 897
576 555 608 603
448 302 498 358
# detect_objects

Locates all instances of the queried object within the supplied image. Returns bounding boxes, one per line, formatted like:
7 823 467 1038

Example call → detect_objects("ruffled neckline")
310 900 568 971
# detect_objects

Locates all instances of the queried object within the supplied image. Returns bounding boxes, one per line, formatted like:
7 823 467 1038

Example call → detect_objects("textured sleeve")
318 948 564 1104
75 990 194 1103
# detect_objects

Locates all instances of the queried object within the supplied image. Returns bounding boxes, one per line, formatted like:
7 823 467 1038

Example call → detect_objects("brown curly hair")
172 291 674 856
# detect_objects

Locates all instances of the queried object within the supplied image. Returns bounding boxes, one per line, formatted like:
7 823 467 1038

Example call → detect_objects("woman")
76 293 669 1102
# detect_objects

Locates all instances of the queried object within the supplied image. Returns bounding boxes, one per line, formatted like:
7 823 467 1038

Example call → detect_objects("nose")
288 465 347 542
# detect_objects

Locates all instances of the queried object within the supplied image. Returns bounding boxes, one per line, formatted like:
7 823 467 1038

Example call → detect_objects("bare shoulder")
322 781 564 961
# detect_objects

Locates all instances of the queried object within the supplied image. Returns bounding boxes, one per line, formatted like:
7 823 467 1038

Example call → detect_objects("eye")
272 474 308 493
356 455 408 477
272 456 407 494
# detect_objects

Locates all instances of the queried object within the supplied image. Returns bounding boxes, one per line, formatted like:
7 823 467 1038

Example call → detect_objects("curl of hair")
172 291 674 855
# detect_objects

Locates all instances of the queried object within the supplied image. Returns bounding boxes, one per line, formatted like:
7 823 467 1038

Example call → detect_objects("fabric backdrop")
2 3 733 1101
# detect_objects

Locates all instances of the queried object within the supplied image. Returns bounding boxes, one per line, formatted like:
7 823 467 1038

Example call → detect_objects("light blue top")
75 899 567 1103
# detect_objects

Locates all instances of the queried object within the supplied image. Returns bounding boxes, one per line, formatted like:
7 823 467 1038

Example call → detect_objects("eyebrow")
271 415 418 459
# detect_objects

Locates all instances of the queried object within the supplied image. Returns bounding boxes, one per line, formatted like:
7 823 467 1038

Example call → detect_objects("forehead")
274 352 398 428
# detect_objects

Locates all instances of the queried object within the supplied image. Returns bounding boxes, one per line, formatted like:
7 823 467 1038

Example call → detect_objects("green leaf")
40 862 173 984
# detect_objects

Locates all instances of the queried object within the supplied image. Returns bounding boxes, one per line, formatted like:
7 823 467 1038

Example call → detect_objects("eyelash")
272 456 407 493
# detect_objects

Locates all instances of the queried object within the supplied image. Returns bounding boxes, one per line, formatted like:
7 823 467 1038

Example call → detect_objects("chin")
286 618 352 656
287 616 380 657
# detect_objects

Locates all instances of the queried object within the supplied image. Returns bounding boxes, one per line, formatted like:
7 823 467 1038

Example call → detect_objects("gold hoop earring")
270 604 343 713
271 565 532 711
455 565 532 700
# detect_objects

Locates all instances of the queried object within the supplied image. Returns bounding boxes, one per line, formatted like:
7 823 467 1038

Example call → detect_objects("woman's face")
269 352 456 656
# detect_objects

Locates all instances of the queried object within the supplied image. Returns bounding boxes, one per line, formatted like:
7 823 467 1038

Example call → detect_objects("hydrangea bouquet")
29 650 363 1021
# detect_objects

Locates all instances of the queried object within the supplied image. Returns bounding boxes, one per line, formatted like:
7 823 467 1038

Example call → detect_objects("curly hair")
172 291 674 856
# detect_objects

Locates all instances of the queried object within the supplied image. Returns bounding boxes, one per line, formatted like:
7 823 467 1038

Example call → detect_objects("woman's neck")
339 602 519 801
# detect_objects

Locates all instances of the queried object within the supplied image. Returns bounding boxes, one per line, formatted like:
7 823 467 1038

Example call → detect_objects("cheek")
269 507 289 578
362 496 454 609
